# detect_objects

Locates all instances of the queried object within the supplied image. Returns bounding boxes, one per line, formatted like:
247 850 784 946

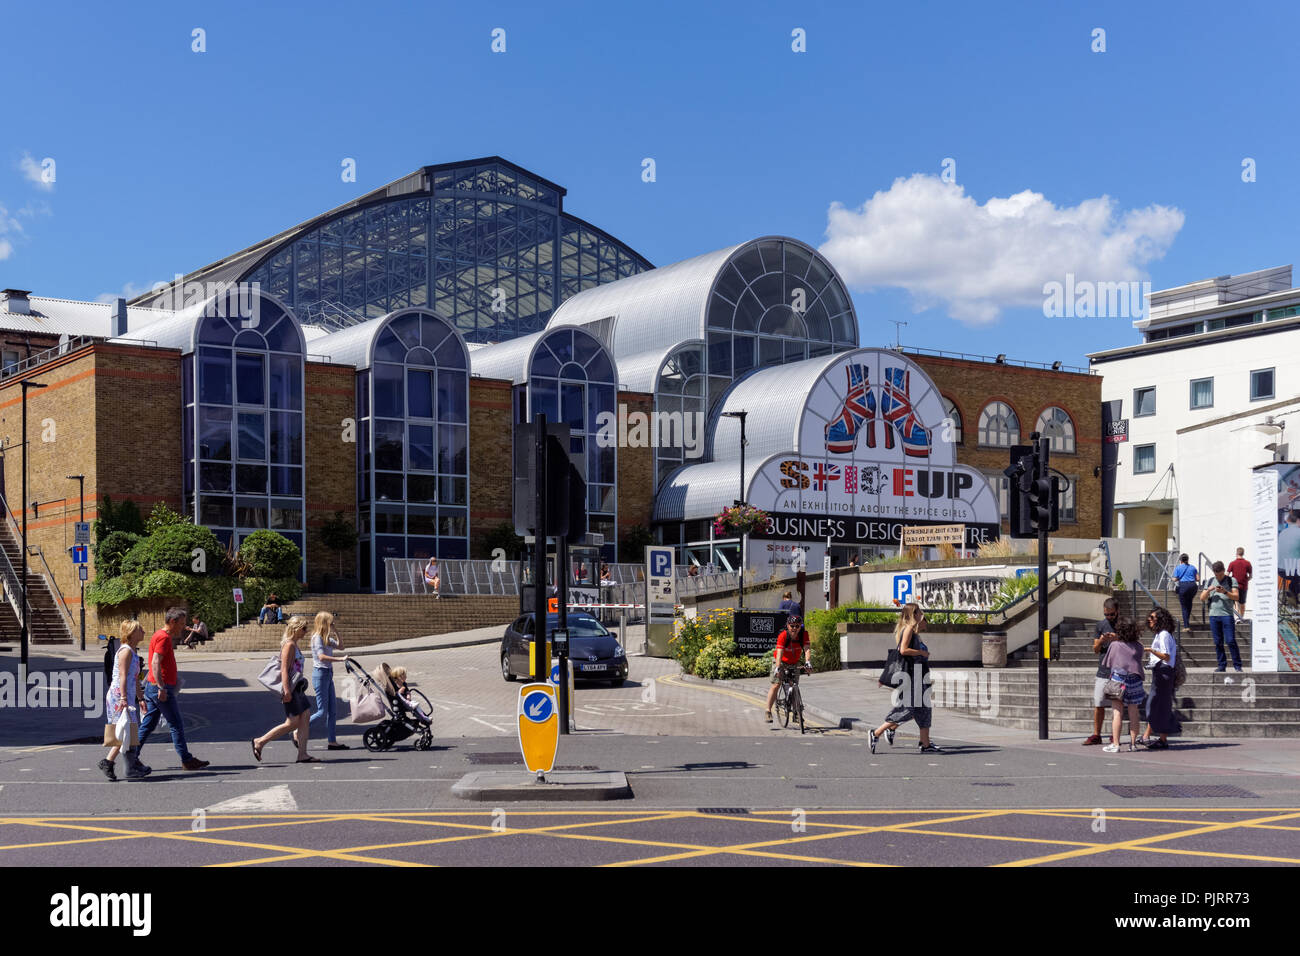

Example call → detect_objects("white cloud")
19 152 54 191
0 203 23 260
819 174 1185 325
95 281 159 303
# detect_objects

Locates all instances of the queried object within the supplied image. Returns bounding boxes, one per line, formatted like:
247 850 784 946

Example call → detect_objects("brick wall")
616 390 655 539
468 376 514 556
910 354 1103 538
304 360 358 588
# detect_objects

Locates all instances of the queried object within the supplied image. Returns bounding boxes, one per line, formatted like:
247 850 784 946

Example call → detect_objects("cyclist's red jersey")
774 628 808 666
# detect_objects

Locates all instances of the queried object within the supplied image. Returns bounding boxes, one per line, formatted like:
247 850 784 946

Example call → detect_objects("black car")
500 612 629 686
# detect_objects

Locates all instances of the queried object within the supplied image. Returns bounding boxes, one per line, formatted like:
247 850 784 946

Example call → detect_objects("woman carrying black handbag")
870 603 941 754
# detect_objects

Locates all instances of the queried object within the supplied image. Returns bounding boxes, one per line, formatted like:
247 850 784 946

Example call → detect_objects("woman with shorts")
251 615 318 763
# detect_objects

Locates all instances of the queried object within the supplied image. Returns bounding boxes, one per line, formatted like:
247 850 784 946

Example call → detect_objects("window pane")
1252 369 1275 401
236 499 267 528
200 462 231 492
376 419 404 471
375 473 403 501
236 353 265 405
531 379 558 422
199 406 232 460
200 496 233 527
409 424 435 471
1190 378 1213 409
375 363 404 418
439 424 468 475
438 370 467 423
439 509 467 537
236 464 267 494
270 412 302 465
1135 388 1156 416
439 476 467 505
408 369 434 419
375 508 404 534
408 507 437 536
237 412 266 460
1135 445 1156 473
561 382 585 431
270 354 302 410
199 351 232 405
270 503 302 530
271 466 302 496
408 474 438 503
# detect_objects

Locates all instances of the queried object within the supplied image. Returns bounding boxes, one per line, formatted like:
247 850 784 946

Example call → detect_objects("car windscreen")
545 615 610 638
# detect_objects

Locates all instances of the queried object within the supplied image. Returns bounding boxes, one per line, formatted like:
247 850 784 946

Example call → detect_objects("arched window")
528 327 618 558
186 292 305 573
978 401 1020 447
355 309 469 590
1036 406 1075 453
942 397 963 445
656 344 707 487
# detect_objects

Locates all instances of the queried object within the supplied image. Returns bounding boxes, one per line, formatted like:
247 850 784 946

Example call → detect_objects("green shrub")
671 608 735 674
237 530 301 578
694 637 738 679
94 531 142 578
121 523 224 576
136 569 189 599
85 573 137 608
144 502 191 536
717 654 774 679
993 573 1038 609
806 602 896 672
1113 570 1126 591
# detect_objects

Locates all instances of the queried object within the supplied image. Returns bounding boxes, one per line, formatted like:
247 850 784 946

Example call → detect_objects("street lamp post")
722 410 748 609
19 379 47 686
67 474 85 651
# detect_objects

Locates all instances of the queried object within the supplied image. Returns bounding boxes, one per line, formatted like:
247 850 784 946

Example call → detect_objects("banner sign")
901 523 967 547
1253 462 1300 672
743 351 1002 547
1105 419 1129 444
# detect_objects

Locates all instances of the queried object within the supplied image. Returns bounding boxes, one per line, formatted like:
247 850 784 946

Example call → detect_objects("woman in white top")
308 610 351 749
100 620 152 781
252 615 317 763
1141 607 1178 749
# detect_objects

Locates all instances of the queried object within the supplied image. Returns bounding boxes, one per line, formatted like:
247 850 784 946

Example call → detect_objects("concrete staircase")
941 668 1300 737
196 592 520 653
0 508 73 646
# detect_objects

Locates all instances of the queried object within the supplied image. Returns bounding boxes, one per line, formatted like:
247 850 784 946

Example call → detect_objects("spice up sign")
745 351 1001 548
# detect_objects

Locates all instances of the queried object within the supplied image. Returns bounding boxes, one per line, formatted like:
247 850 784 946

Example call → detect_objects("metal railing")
895 345 1096 375
1139 551 1176 591
1129 577 1201 667
844 567 1112 625
0 335 162 381
0 536 32 623
27 545 76 637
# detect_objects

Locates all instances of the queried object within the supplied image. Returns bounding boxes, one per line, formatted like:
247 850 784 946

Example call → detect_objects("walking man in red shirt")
1227 547 1253 619
138 607 210 771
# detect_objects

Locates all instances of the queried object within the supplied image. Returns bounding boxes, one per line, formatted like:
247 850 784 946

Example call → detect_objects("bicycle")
773 663 811 734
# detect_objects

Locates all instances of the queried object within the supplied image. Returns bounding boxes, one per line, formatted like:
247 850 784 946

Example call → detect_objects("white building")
1089 265 1300 587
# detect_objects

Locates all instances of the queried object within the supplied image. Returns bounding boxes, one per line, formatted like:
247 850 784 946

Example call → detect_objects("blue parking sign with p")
893 573 914 603
650 549 672 577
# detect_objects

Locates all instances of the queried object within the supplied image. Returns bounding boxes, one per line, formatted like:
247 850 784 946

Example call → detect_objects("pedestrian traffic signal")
1006 443 1059 537
1028 474 1060 534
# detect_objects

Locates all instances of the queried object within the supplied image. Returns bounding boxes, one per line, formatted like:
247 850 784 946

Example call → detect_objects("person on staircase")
1140 607 1178 749
1227 547 1252 620
1172 554 1198 629
1200 561 1242 673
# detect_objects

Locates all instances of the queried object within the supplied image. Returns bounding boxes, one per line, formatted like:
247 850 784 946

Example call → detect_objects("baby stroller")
344 658 434 752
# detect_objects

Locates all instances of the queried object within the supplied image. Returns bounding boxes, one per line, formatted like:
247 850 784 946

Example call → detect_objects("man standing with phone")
1200 561 1242 673
1084 597 1121 745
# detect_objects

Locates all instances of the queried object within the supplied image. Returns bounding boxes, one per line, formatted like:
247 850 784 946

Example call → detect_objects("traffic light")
1028 473 1060 534
1004 445 1036 538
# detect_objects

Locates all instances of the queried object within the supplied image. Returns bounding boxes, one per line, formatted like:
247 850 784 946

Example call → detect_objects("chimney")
111 297 128 337
2 289 32 315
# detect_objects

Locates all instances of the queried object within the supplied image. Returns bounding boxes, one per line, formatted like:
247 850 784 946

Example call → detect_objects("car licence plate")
582 664 608 672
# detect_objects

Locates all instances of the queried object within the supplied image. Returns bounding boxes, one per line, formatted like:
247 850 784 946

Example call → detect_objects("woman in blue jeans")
309 611 351 749
1172 554 1198 628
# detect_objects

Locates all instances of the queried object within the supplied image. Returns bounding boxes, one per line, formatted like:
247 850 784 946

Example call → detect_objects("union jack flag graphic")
843 465 858 494
813 463 841 491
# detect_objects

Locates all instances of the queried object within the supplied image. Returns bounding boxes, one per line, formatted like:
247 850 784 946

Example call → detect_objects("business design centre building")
0 157 1099 603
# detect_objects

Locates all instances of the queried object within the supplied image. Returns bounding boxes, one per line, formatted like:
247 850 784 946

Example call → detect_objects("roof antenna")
890 320 907 350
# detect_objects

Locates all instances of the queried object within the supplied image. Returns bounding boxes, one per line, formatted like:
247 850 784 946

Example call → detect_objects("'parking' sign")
893 573 915 604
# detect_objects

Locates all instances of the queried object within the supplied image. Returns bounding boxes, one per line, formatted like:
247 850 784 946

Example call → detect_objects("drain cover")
971 782 1014 787
795 785 818 790
697 807 750 815
1103 784 1259 799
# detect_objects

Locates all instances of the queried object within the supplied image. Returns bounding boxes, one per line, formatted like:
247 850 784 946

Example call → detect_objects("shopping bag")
350 691 385 724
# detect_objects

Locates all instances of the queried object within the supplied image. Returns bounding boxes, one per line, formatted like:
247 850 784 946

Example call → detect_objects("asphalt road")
3 642 1300 866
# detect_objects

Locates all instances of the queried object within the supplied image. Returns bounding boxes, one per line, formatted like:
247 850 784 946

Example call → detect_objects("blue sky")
3 0 1298 368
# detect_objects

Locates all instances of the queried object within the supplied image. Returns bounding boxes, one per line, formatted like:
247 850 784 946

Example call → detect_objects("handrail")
1130 577 1201 668
27 545 77 637
0 334 162 381
0 537 33 623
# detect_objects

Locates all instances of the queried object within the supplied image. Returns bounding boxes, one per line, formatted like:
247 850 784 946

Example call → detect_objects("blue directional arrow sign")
522 689 554 723
550 663 561 684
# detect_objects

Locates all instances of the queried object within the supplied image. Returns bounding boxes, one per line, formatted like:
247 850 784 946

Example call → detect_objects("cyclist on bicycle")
764 614 812 722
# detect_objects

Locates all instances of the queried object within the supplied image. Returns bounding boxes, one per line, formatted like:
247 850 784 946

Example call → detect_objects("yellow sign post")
517 683 559 774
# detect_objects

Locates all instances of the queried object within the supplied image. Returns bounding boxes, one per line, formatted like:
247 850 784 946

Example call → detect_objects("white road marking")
204 785 297 813
468 716 510 734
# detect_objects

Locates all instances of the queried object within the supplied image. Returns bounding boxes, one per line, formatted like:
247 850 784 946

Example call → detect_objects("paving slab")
451 770 632 801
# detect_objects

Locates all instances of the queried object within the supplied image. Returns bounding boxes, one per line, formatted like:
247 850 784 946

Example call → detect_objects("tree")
620 525 653 563
237 530 302 579
320 512 358 575
144 501 191 536
478 522 524 562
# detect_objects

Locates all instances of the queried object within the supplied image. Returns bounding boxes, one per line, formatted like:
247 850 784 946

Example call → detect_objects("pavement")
3 632 1300 866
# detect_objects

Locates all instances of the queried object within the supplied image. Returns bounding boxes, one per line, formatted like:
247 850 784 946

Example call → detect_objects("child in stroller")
344 658 434 752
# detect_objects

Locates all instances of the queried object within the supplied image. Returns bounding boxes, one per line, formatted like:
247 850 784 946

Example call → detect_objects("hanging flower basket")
713 504 769 537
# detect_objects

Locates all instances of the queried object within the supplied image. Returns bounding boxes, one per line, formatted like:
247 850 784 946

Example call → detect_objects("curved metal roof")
310 308 471 370
548 242 743 356
708 352 848 462
548 235 859 363
610 340 703 395
470 325 617 386
112 289 304 356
